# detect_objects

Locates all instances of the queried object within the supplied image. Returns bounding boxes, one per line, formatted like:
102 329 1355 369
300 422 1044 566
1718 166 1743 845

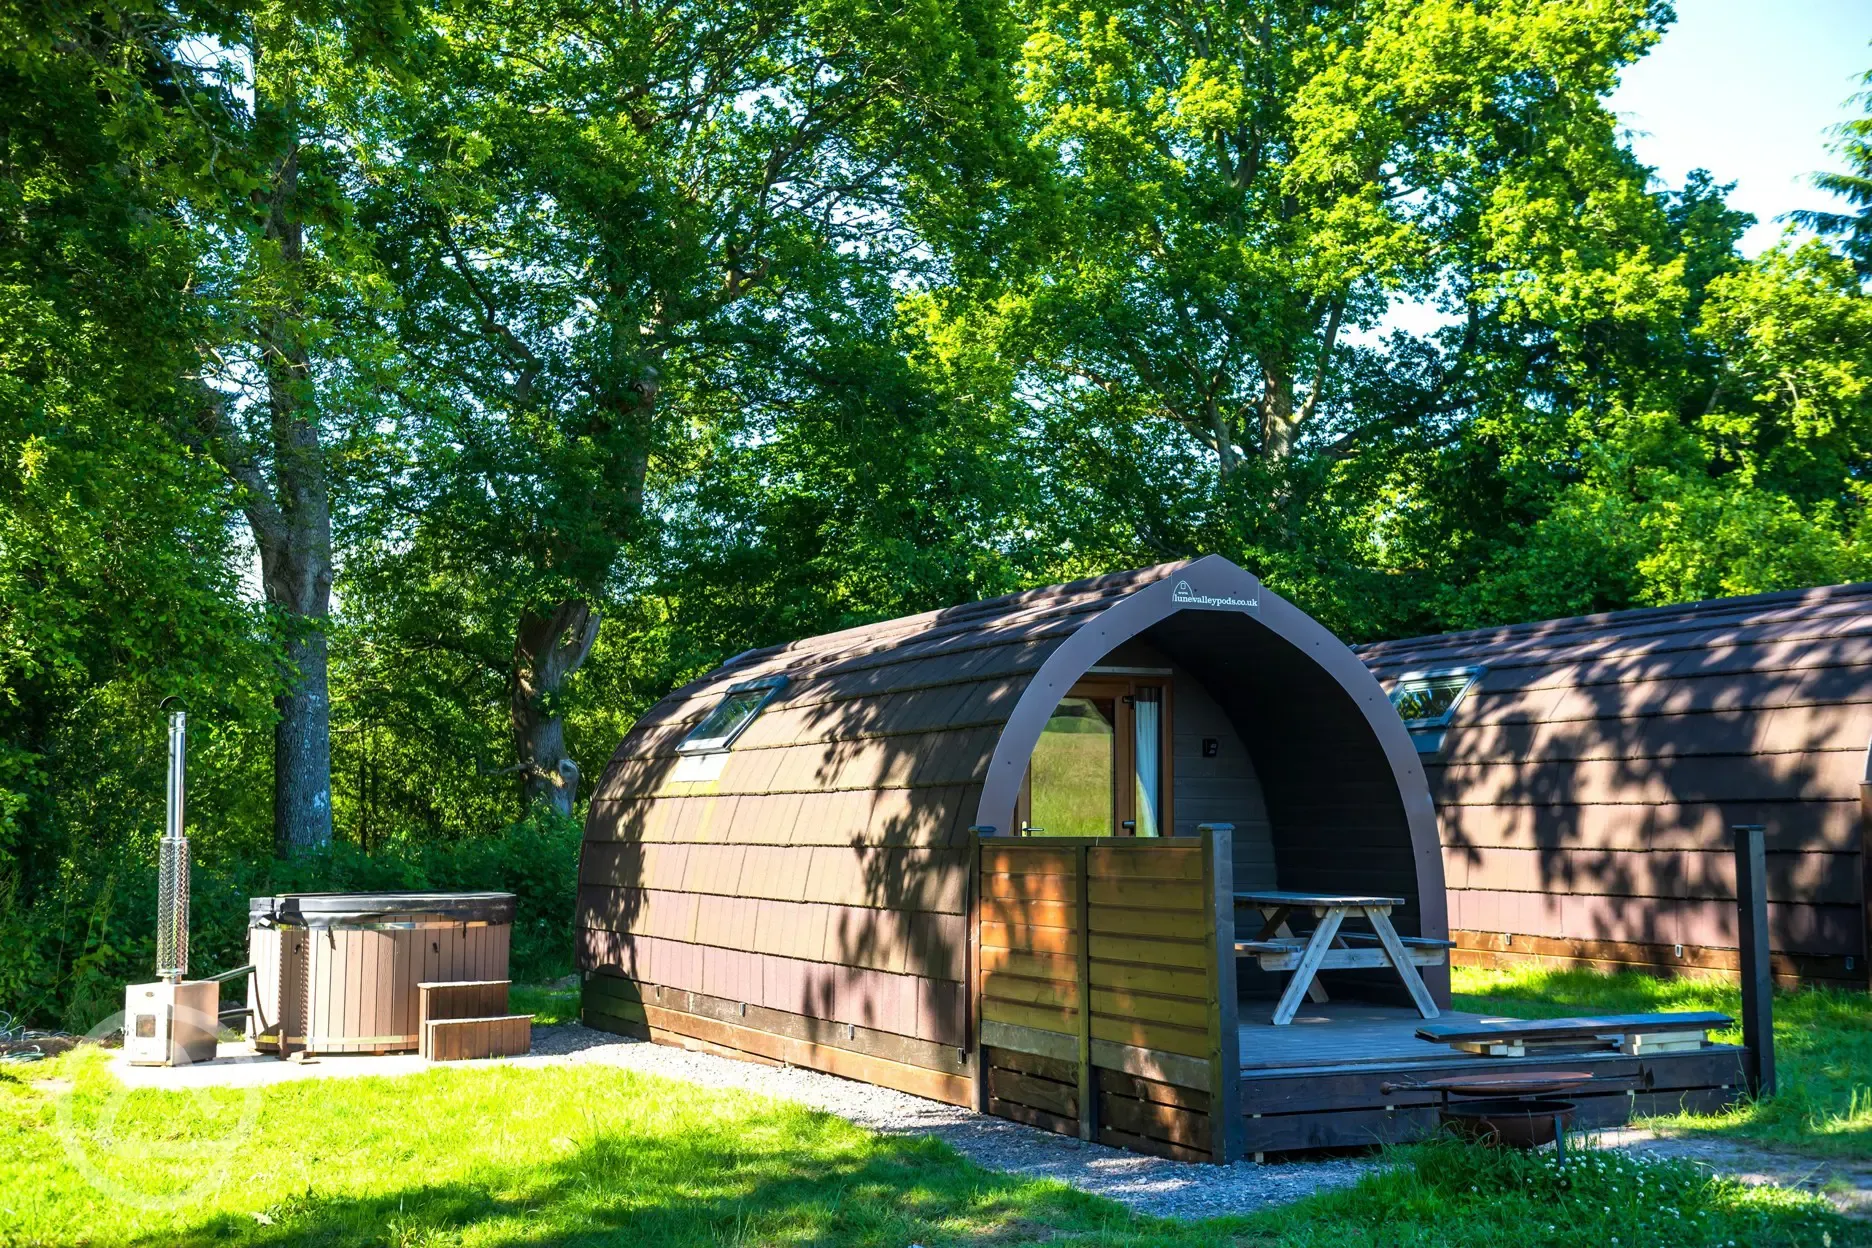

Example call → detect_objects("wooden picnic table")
1234 890 1447 1026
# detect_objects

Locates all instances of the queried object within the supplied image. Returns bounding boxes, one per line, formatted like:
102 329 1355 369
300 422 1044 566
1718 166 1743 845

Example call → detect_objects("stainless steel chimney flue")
156 708 189 983
125 703 217 1067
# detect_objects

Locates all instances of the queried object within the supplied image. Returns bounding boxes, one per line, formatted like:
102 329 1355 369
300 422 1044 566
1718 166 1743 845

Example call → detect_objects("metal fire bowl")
1439 1097 1577 1149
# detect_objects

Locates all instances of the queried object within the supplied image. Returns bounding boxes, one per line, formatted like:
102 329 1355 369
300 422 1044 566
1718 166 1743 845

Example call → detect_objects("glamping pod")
581 558 1744 1160
1359 582 1872 989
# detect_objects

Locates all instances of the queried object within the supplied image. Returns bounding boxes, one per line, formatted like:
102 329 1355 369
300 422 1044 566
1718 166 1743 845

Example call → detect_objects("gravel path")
527 1022 1377 1219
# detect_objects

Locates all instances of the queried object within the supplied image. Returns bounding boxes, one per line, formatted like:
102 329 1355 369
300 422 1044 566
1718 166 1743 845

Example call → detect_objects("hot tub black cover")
249 891 515 928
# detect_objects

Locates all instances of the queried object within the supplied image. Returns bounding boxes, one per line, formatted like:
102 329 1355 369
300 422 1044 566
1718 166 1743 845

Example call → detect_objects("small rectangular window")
678 676 786 753
1389 667 1483 728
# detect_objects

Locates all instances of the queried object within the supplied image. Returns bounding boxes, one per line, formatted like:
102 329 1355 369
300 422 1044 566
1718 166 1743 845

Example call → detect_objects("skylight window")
1389 667 1483 728
678 676 786 753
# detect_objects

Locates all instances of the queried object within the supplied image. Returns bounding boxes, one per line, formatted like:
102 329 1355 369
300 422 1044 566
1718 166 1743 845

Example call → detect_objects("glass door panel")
1025 696 1115 836
1132 687 1162 837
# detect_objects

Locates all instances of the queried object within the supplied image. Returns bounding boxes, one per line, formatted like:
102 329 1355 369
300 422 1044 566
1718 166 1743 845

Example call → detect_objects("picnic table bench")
1234 890 1448 1026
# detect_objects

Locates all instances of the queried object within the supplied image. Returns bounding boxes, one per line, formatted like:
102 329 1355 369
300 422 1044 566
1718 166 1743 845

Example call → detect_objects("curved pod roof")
588 555 1444 935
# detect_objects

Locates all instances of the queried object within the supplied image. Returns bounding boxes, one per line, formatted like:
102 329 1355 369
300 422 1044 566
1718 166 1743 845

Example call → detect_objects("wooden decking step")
418 979 511 1026
1418 1011 1731 1047
421 1013 533 1061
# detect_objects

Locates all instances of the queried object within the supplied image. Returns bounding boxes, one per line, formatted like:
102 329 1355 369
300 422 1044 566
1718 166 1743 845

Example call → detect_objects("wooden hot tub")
247 891 515 1055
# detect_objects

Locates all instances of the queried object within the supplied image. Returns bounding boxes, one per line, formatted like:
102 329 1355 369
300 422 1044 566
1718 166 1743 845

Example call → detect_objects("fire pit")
1439 1096 1577 1149
1381 1071 1594 1158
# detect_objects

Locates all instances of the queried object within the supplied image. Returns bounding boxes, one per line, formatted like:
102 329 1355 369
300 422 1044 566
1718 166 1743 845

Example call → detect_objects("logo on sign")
1171 579 1259 611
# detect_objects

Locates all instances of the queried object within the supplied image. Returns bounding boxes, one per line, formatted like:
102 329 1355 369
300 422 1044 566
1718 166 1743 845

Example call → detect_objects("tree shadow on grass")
135 1114 1112 1248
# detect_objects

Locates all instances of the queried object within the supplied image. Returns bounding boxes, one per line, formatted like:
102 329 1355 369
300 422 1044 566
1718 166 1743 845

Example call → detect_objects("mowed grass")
508 981 579 1025
1 1046 1859 1248
1452 964 1872 1159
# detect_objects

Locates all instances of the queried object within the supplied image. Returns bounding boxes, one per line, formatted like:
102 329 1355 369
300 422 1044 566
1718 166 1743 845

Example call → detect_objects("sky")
1609 0 1872 255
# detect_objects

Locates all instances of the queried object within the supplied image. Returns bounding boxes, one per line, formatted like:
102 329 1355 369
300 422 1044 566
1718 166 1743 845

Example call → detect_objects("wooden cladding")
251 918 512 1056
421 1015 531 1062
975 830 1240 1163
1361 580 1872 985
418 980 509 1028
583 971 973 1106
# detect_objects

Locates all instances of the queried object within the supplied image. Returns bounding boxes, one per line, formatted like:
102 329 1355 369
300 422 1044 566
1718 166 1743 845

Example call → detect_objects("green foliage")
1279 1138 1857 1248
1793 66 1872 276
0 809 580 1032
0 2 283 1023
3 1051 1857 1246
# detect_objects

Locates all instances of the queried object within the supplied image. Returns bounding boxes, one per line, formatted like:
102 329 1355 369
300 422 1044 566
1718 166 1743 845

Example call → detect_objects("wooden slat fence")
975 827 1240 1163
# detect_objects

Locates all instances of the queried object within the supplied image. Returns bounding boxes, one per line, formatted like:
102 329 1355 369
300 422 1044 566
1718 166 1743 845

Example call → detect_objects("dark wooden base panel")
1098 1066 1213 1160
1241 1046 1746 1154
980 1042 1218 1162
1451 928 1866 989
983 1046 1081 1136
582 971 972 1105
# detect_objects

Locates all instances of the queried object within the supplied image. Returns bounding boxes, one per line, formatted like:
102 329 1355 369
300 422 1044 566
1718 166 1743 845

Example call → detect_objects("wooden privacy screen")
975 827 1241 1163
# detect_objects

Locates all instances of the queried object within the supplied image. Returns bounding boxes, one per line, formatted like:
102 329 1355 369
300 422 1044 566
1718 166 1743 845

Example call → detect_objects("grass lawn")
2 1045 1859 1248
509 981 579 1025
1452 964 1872 1160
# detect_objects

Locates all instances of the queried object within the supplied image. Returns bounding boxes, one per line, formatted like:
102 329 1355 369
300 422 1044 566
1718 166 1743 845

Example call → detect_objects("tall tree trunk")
1260 297 1344 464
256 64 334 856
510 599 601 816
1259 357 1298 461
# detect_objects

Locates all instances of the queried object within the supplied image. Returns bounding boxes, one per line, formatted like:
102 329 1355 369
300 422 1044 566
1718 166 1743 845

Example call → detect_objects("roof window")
678 675 786 753
1389 667 1483 729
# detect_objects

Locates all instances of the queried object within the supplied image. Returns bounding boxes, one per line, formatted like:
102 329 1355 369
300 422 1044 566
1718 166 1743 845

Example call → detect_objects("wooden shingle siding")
1360 581 1872 986
1440 800 1863 853
1448 890 1861 955
1447 846 1863 905
1436 751 1865 807
578 927 967 1045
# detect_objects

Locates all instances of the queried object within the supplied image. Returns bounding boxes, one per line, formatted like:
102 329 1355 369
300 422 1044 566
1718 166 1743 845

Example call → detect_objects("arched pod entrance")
976 555 1446 965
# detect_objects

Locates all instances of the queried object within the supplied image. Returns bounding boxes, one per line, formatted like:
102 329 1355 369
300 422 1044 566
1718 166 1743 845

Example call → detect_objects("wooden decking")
1236 1002 1747 1155
1240 1002 1491 1069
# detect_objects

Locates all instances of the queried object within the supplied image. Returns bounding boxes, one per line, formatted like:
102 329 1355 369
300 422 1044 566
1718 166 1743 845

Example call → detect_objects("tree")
916 0 1708 636
1792 65 1872 277
188 5 411 854
0 2 278 1016
986 0 1674 469
350 0 1023 814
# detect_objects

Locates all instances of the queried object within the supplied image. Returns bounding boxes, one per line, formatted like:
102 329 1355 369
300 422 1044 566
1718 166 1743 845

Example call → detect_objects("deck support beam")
1733 823 1776 1098
1201 823 1244 1164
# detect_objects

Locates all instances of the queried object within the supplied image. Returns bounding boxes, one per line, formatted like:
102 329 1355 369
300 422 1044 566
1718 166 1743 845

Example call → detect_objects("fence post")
1199 823 1243 1163
1860 786 1872 990
1732 823 1775 1098
1074 842 1095 1142
967 826 992 1113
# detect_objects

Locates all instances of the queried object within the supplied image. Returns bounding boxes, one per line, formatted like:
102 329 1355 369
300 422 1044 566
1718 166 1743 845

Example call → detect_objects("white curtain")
1133 690 1161 837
